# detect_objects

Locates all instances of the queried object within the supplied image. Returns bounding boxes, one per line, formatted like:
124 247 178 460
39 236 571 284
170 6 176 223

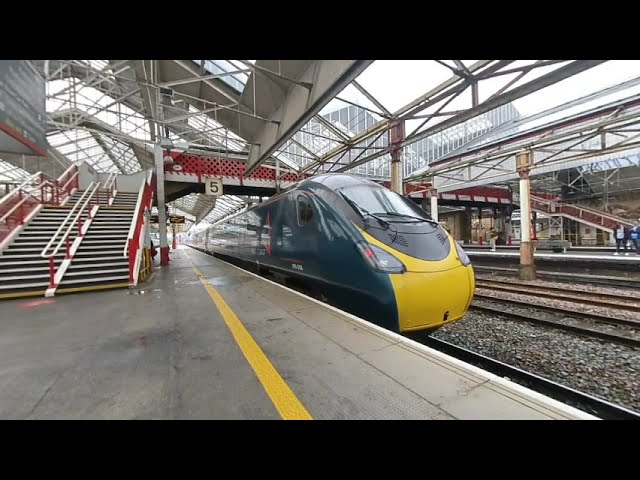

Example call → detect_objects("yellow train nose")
392 265 475 332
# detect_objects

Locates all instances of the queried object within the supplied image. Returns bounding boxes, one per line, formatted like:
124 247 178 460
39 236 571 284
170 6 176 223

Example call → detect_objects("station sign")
204 176 223 196
149 215 186 224
0 61 47 156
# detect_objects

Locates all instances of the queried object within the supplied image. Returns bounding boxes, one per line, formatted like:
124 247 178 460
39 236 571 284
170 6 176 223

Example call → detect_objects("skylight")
193 60 250 94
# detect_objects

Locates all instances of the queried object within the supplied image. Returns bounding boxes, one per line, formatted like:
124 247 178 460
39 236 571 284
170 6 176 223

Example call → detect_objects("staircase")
0 200 89 299
512 192 635 233
0 169 155 299
111 191 139 208
55 193 137 294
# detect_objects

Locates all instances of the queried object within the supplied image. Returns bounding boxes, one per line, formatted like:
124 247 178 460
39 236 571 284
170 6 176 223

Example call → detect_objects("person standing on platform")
614 223 627 255
630 222 639 254
489 228 498 252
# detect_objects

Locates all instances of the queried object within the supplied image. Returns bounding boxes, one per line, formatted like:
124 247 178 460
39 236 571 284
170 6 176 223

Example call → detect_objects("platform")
0 245 596 420
466 250 640 262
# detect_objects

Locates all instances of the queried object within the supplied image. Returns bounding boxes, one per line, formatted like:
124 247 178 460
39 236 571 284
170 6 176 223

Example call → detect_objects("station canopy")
4 60 640 231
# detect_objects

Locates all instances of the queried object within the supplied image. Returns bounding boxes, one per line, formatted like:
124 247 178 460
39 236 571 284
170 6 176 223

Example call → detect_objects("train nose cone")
393 265 475 332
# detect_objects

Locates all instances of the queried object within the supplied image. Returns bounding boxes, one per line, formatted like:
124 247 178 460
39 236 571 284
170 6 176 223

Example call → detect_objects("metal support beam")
389 121 405 194
155 144 169 266
339 60 606 174
517 150 536 280
245 60 373 175
429 187 439 222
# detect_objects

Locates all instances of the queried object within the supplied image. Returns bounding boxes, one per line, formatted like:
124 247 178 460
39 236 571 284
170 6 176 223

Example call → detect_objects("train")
185 173 475 334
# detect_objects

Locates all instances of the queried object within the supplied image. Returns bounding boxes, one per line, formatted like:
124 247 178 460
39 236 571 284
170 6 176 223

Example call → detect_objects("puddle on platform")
206 276 250 286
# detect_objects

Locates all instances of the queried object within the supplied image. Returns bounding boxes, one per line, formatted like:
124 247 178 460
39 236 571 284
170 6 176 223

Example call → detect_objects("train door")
292 193 320 272
271 195 296 264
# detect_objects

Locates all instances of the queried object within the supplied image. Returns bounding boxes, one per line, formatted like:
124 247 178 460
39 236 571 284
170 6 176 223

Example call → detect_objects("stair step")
0 281 50 290
80 244 126 249
29 224 70 227
58 275 129 286
69 252 129 268
90 224 131 227
85 231 129 235
80 234 129 239
0 255 64 262
68 261 128 270
0 266 54 274
9 241 53 246
89 225 130 228
95 212 134 215
38 211 83 214
74 251 123 257
0 273 51 282
93 214 133 217
65 268 128 277
3 247 49 252
87 227 130 231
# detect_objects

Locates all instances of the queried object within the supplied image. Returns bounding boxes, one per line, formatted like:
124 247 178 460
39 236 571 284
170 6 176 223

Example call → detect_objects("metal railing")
57 165 80 203
529 194 627 230
124 170 155 285
95 172 117 207
103 172 118 191
0 171 68 246
40 182 102 289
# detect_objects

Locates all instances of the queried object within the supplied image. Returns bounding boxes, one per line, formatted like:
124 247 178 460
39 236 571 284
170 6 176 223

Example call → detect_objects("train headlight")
356 241 406 274
454 241 471 266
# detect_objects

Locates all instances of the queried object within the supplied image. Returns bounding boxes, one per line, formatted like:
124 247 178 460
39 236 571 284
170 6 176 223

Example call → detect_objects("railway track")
420 337 640 420
470 301 640 347
475 279 640 312
473 265 640 289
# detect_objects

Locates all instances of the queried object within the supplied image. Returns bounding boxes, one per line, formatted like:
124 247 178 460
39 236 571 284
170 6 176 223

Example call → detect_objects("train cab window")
297 195 314 227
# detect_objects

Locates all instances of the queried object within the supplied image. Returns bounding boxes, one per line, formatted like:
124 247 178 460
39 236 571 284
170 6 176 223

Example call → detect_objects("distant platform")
466 250 640 262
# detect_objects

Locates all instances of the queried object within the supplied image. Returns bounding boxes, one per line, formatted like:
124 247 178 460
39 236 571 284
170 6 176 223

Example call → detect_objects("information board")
0 60 47 156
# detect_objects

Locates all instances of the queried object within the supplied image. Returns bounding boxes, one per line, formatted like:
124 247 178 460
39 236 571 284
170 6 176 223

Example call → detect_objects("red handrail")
1 165 79 247
127 171 156 284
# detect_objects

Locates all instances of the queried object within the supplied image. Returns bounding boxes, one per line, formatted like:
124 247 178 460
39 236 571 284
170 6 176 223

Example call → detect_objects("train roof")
296 173 383 191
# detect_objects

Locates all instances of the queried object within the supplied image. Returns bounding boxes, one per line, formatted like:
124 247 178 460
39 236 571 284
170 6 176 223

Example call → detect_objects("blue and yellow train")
186 174 475 334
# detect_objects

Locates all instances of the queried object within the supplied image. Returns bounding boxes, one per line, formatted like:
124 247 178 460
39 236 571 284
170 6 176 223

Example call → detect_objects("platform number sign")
205 176 223 196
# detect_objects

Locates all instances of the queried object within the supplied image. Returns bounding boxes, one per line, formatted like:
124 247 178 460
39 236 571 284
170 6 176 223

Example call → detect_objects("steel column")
155 144 169 266
517 150 536 280
389 121 405 194
429 188 439 222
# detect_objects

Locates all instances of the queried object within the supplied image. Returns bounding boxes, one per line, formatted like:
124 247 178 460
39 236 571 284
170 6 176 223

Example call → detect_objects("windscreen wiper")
374 211 439 227
339 192 389 229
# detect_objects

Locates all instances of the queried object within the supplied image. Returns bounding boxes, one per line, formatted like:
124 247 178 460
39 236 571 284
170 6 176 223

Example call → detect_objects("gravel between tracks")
475 288 640 322
475 272 640 299
432 311 640 413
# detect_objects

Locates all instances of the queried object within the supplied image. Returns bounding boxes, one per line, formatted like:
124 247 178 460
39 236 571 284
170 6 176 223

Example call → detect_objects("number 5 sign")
204 176 223 196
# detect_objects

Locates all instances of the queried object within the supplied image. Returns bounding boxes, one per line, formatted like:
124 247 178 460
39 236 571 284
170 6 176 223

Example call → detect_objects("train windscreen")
338 185 433 222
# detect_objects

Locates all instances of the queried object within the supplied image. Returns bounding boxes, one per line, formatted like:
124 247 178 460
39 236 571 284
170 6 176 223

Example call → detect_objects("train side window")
297 195 314 227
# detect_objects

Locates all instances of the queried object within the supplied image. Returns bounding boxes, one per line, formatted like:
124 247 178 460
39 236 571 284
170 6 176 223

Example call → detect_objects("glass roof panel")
0 159 31 182
193 60 249 94
186 105 247 151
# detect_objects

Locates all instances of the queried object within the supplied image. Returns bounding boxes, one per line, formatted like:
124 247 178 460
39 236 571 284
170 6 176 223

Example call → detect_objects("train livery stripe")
186 252 313 420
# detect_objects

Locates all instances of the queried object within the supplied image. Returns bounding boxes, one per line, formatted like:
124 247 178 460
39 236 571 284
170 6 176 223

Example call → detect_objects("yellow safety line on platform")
185 251 312 420
56 283 130 294
0 290 47 300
